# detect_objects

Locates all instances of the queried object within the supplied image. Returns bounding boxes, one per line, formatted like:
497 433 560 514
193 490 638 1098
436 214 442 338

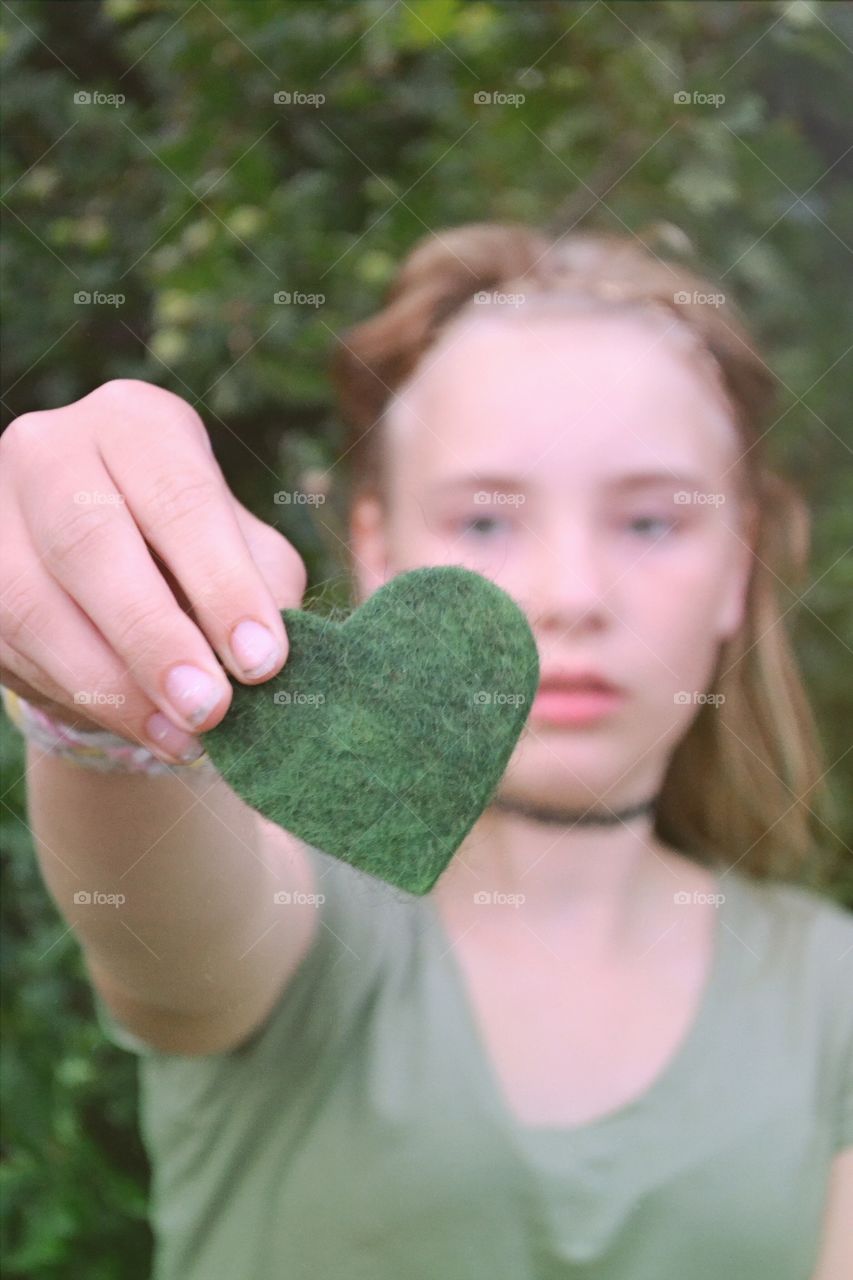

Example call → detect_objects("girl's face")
349 309 756 812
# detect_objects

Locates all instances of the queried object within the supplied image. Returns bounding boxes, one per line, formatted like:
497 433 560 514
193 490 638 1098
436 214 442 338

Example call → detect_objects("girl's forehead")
385 311 739 481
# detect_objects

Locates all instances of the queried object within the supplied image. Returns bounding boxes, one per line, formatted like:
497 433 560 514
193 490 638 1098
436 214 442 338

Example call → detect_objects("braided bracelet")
0 685 215 776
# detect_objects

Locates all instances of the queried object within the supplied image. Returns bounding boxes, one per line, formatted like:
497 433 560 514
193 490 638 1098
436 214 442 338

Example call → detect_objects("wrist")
1 685 214 776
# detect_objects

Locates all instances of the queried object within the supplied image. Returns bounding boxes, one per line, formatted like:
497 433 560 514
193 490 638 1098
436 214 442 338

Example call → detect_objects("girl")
2 222 850 1279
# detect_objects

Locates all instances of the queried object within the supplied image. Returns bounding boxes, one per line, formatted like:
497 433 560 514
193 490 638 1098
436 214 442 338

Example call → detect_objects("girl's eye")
456 514 510 538
626 515 677 537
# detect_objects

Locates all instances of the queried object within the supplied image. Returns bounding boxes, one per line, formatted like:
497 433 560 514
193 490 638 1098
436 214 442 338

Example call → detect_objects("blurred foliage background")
1 0 851 1274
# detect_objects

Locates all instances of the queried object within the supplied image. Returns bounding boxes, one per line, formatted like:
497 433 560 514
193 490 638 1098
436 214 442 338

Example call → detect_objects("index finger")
97 421 302 684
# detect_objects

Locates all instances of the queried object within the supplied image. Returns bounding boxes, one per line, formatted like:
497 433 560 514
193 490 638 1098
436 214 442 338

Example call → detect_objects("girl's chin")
504 746 635 802
513 731 626 769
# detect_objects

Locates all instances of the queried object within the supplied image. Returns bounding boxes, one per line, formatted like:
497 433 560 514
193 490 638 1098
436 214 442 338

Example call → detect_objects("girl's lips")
530 685 626 726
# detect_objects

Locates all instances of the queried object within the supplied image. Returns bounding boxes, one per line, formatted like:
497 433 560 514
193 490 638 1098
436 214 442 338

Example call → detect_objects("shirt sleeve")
91 841 421 1068
817 895 853 1154
831 916 853 1153
840 1044 853 1152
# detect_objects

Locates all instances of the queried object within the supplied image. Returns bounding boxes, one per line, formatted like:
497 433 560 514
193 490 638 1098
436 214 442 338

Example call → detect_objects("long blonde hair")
329 221 837 885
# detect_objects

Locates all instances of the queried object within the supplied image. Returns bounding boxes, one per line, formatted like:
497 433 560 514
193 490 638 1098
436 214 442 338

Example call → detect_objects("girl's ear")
349 494 392 603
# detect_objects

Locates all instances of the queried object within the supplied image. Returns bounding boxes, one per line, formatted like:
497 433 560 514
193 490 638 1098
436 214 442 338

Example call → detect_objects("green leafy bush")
2 2 851 1274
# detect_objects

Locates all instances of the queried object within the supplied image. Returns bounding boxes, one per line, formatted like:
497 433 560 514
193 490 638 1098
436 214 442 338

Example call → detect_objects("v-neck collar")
425 864 738 1153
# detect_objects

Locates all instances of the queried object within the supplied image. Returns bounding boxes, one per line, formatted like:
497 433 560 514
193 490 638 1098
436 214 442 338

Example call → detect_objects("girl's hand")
0 379 308 762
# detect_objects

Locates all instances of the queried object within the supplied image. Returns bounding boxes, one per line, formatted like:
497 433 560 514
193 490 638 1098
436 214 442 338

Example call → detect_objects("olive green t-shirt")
95 845 853 1280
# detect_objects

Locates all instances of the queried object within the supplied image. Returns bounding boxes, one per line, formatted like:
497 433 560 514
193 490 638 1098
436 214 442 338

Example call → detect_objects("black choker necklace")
489 794 658 828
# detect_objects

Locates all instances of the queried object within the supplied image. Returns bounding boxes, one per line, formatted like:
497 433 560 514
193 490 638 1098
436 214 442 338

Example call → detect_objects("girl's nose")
522 522 610 633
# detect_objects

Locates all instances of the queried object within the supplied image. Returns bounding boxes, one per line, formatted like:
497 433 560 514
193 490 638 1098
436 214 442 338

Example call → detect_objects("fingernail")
146 712 204 762
230 619 282 678
165 664 223 728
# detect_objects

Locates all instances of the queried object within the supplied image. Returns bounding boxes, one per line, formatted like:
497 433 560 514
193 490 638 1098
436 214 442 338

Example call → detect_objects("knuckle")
145 469 220 531
43 502 114 568
92 378 152 418
190 554 237 597
0 644 60 703
97 377 162 406
73 675 144 724
96 380 203 435
190 534 306 620
187 558 252 619
108 593 173 651
1 412 51 457
0 580 53 649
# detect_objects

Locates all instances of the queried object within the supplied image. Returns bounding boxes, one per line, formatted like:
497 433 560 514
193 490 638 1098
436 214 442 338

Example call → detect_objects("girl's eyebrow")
606 470 707 492
429 474 532 496
429 470 707 495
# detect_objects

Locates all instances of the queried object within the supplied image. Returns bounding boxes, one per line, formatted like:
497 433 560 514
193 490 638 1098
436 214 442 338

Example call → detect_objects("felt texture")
202 565 539 895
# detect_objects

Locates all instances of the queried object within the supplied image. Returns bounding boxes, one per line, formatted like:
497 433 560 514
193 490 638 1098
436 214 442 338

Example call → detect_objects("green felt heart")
202 565 539 895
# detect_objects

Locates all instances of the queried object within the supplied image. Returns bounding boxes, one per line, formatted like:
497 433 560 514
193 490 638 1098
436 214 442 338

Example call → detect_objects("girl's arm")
2 377 315 1055
25 745 319 1056
810 1149 853 1279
